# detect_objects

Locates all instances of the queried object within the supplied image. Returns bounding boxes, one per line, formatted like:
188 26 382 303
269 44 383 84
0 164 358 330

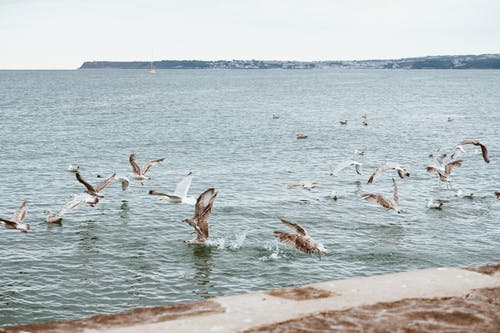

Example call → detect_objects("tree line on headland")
79 54 500 70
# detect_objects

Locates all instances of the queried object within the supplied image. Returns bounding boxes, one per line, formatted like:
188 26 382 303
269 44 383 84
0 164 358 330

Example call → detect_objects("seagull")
0 200 30 232
274 217 327 258
149 172 195 205
361 114 367 119
362 121 368 126
129 153 166 184
75 172 115 197
67 165 80 173
45 193 98 223
182 188 218 244
329 190 338 201
426 160 463 188
287 181 319 191
339 120 348 125
367 163 410 184
457 140 490 163
448 116 454 122
456 190 473 199
272 114 280 119
354 149 365 156
361 178 401 213
427 198 444 210
450 145 466 160
330 160 362 176
296 134 308 140
97 174 130 191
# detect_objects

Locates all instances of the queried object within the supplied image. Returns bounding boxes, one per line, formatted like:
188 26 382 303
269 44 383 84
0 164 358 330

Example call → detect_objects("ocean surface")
0 69 499 326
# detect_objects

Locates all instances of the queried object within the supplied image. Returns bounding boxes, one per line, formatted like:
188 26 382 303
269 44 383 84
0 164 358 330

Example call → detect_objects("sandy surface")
244 286 500 333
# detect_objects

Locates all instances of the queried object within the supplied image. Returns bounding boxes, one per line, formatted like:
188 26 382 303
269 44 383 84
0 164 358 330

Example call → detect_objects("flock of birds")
1 115 498 259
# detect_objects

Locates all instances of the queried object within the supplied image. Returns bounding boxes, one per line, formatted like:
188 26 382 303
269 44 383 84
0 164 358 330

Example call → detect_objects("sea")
0 69 499 326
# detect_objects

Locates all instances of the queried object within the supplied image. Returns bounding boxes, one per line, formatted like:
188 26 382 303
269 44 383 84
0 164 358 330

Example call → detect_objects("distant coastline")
80 54 500 70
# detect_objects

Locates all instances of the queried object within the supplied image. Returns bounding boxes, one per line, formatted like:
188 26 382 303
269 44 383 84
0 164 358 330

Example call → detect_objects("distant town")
80 53 500 70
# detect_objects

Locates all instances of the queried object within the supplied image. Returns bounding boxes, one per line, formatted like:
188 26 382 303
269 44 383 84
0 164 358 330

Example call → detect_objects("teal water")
0 69 499 326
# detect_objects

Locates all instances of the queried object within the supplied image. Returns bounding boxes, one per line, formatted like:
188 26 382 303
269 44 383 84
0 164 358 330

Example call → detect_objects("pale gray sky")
1 0 499 69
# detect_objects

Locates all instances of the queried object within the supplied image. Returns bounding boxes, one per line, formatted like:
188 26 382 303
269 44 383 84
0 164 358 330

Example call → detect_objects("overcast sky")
1 0 499 69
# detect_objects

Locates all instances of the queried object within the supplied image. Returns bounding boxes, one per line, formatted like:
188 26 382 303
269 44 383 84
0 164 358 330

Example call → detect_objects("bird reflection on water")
191 245 214 299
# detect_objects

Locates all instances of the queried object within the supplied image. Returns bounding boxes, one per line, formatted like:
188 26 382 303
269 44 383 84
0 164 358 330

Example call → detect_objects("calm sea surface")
0 69 499 326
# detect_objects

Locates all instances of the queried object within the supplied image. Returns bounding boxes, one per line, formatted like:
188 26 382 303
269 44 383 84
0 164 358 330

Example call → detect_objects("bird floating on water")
354 149 365 156
367 163 410 184
448 116 454 122
274 217 327 258
456 140 490 163
362 121 368 126
339 120 348 125
329 190 338 201
272 114 280 119
288 181 319 191
456 190 473 199
182 188 218 244
361 114 367 119
0 200 30 232
361 178 401 213
67 165 80 173
427 198 444 210
129 153 166 184
330 160 362 176
75 172 115 198
296 134 308 140
149 172 195 205
426 160 463 188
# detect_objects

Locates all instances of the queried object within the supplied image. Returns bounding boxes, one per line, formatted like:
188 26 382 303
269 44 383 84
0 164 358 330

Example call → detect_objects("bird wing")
75 172 96 193
459 140 489 163
0 217 18 228
94 173 116 193
278 217 308 237
444 160 463 177
367 163 395 184
12 199 28 223
361 193 381 204
332 160 361 175
194 188 218 239
141 158 165 175
129 154 142 175
174 172 193 197
148 189 170 197
58 196 85 215
273 231 316 255
392 178 398 203
426 166 441 176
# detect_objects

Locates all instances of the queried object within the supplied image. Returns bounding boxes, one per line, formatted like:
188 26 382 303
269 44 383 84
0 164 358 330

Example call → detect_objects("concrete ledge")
2 264 499 333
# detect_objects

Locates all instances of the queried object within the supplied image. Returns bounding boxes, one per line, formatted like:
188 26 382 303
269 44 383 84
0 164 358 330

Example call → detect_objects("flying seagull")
361 178 401 213
149 172 195 205
0 199 30 232
287 181 319 191
457 140 490 163
97 174 130 191
75 172 115 197
274 217 327 258
330 160 362 176
367 163 410 184
45 193 98 223
182 188 218 244
129 153 166 184
426 160 463 188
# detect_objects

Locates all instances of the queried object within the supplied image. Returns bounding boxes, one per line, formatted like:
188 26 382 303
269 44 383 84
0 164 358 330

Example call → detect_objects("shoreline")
2 263 499 333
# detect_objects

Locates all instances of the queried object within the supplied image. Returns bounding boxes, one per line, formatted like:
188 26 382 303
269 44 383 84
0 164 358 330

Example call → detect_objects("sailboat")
149 60 156 74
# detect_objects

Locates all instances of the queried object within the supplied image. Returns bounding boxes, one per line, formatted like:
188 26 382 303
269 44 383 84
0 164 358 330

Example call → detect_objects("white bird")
450 145 466 160
67 165 80 173
330 160 362 176
149 172 195 205
354 149 365 156
129 153 166 184
367 163 410 184
426 160 463 188
287 181 319 191
427 198 444 210
0 200 30 232
456 190 473 199
45 193 96 223
329 190 338 201
183 188 218 244
361 178 401 213
274 217 327 258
